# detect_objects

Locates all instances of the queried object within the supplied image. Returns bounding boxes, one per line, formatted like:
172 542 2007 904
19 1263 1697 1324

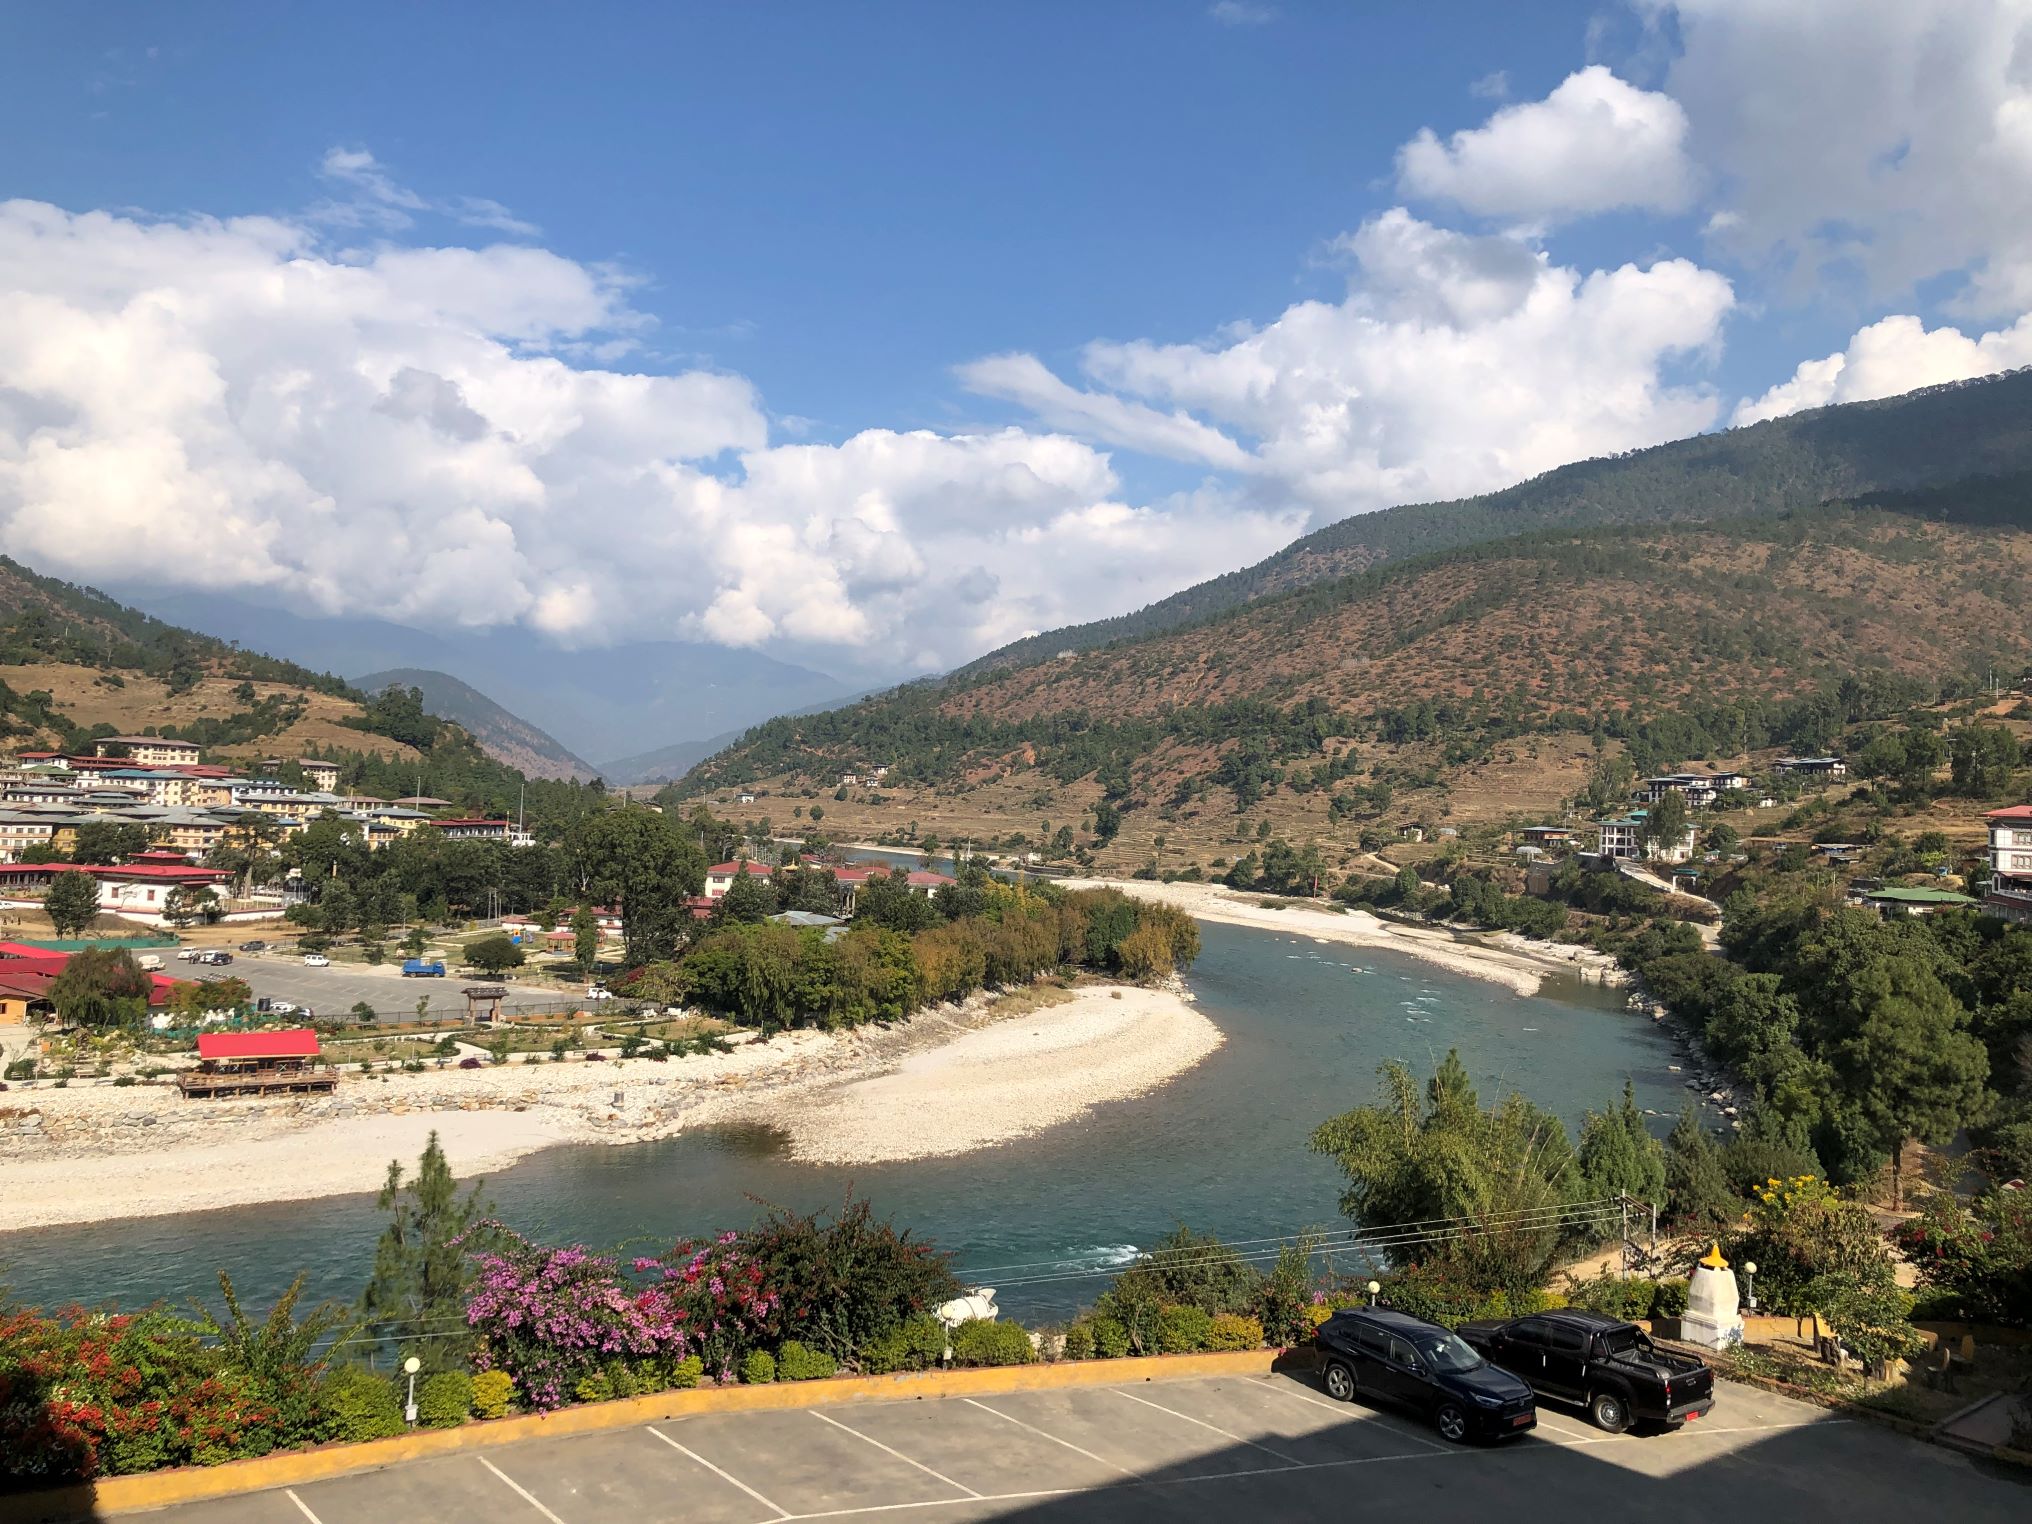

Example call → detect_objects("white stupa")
1681 1242 1744 1350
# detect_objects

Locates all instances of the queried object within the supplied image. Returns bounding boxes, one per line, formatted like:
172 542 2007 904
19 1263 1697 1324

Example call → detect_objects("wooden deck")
176 1067 338 1099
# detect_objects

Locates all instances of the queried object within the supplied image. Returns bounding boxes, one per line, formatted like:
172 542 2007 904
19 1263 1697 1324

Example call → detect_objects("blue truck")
400 958 447 978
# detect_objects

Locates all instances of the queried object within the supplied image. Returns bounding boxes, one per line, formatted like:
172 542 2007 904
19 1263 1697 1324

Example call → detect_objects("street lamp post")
1742 1261 1758 1314
1367 1280 1381 1308
403 1355 421 1426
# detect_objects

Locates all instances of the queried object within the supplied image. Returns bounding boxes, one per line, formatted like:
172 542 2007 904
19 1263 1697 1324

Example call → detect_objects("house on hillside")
1775 756 1847 779
1520 825 1578 849
1853 885 1978 918
1984 805 2032 923
1594 811 1697 864
1637 774 1718 810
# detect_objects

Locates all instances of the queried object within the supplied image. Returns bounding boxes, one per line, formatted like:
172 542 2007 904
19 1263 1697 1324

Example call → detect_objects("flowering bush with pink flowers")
635 1232 779 1382
462 1227 674 1412
462 1226 781 1409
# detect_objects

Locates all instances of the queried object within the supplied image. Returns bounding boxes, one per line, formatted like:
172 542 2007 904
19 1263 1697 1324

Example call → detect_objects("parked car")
586 985 613 1000
302 953 330 967
238 940 268 952
136 954 164 971
1456 1310 1714 1434
175 948 199 961
268 1001 298 1016
198 951 233 966
1314 1306 1536 1443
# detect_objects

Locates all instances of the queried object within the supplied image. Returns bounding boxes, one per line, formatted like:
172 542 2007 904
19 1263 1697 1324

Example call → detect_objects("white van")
137 953 165 971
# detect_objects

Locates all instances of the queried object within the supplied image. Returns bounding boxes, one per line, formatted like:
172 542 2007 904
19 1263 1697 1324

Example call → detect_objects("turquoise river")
0 921 1686 1322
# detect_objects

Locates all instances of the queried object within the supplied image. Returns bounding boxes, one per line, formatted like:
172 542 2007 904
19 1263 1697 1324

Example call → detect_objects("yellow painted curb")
2 1348 1297 1521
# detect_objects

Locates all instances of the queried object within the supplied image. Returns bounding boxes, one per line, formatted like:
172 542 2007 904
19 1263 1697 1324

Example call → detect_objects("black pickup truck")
1457 1309 1714 1434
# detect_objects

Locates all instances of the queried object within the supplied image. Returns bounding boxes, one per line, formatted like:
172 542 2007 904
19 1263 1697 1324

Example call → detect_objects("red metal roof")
708 860 773 875
197 1029 320 1059
1986 806 2032 821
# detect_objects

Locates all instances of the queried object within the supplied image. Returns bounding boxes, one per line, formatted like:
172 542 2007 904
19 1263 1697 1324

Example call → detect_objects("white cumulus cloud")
1397 65 1698 221
969 210 1734 519
1731 312 2032 425
1662 0 2032 314
0 193 1303 671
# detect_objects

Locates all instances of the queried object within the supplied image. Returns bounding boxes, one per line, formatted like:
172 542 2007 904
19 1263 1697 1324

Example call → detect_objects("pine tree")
359 1133 494 1371
1663 1105 1737 1231
572 905 599 975
1578 1081 1667 1205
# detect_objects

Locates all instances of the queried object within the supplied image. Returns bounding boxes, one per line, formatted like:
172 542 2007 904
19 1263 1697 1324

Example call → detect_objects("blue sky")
3 3 1630 434
0 1 2027 678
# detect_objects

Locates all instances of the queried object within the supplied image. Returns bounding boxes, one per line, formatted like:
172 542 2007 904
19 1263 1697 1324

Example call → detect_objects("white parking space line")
961 1397 1141 1478
773 1443 1456 1521
1111 1386 1302 1464
284 1490 325 1524
1248 1376 1452 1453
809 1409 983 1499
477 1454 568 1524
646 1424 792 1519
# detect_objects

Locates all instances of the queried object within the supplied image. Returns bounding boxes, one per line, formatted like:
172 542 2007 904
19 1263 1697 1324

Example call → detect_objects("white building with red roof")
704 859 774 898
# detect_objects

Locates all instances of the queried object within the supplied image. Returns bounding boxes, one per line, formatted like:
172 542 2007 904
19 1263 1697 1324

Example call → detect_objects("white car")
176 948 199 961
302 953 330 967
586 984 613 1000
270 1001 298 1015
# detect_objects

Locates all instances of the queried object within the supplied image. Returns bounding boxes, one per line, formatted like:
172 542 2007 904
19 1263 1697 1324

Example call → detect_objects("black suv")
1315 1306 1537 1443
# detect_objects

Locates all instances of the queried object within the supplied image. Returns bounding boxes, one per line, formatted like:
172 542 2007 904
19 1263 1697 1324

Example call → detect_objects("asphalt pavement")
123 1369 2028 1524
185 950 582 1021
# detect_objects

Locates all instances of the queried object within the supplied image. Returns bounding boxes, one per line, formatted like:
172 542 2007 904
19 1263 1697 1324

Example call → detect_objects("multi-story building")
1636 774 1719 810
94 736 202 767
1593 811 1698 863
434 817 512 843
1985 805 2032 922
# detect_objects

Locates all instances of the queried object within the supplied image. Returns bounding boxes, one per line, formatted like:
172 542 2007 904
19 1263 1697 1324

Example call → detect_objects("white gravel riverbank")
1061 878 1622 996
0 981 1217 1231
781 982 1220 1164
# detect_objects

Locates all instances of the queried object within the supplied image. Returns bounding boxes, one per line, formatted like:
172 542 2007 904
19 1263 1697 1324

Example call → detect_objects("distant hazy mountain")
113 591 859 763
597 727 748 786
356 667 596 780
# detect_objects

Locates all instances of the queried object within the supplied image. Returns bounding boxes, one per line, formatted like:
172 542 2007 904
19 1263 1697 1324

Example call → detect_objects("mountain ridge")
956 369 2032 681
355 667 597 781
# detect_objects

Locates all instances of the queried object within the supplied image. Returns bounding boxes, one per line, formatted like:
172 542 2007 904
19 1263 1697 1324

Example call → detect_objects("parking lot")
194 951 575 1020
127 1369 2026 1523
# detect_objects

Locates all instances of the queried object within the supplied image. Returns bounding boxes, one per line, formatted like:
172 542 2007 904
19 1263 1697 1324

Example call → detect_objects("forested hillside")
0 556 611 832
356 667 595 781
960 370 2032 679
679 490 2032 832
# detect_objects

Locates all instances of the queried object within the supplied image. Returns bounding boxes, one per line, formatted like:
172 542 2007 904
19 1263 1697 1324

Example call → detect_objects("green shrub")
471 1369 514 1419
1155 1304 1214 1354
2 1059 32 1081
320 1365 404 1443
1061 1322 1095 1361
573 1370 613 1403
1088 1314 1130 1359
950 1319 1034 1367
857 1314 948 1374
776 1340 838 1381
1206 1313 1264 1351
740 1350 777 1384
1650 1279 1689 1319
417 1371 472 1428
669 1355 705 1389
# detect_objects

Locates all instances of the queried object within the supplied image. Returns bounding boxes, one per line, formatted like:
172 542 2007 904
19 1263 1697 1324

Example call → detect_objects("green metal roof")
1861 887 1976 905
